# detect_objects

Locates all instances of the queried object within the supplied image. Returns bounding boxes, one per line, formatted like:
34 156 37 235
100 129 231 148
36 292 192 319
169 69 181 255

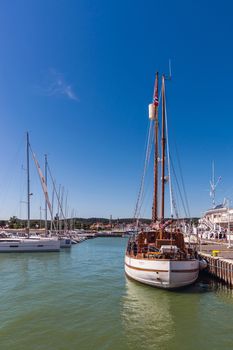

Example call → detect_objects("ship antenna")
165 59 172 81
168 59 172 80
210 161 221 208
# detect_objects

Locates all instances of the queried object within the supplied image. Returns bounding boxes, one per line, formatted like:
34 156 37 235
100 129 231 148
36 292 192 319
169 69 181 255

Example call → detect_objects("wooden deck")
198 242 233 286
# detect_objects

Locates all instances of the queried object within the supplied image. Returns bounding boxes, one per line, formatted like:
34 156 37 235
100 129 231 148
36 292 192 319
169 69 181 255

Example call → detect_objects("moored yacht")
59 236 72 248
125 227 199 289
0 133 60 253
125 73 199 289
0 237 60 252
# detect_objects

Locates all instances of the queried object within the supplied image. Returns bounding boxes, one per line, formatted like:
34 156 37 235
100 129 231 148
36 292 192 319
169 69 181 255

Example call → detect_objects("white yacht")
59 237 72 248
0 237 60 252
0 133 60 253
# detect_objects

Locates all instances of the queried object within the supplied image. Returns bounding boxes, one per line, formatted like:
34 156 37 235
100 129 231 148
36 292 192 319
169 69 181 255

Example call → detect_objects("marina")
0 237 233 350
1 1 233 349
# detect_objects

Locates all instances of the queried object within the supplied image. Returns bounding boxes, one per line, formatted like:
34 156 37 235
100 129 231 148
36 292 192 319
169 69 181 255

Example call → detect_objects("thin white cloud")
37 69 79 102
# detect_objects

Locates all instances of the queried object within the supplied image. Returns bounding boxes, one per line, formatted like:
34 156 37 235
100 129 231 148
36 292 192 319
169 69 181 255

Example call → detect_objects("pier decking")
198 241 233 287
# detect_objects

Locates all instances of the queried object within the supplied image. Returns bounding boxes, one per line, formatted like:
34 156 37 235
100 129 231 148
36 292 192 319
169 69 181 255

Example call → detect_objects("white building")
199 204 233 231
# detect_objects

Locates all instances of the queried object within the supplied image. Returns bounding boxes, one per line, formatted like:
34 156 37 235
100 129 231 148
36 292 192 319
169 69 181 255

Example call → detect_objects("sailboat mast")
152 72 159 223
57 185 61 231
212 161 215 207
26 132 30 235
50 185 55 231
160 75 166 222
44 154 48 234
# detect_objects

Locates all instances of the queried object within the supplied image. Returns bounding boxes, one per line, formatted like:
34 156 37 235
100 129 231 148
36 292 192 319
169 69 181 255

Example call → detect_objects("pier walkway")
198 241 233 286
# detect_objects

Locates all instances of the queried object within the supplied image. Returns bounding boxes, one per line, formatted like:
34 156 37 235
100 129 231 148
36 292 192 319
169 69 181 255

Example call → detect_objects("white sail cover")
31 152 53 217
148 103 156 120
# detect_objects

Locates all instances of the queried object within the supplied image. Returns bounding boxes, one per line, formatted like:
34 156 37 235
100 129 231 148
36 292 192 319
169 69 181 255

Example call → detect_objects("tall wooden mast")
152 72 159 223
160 75 166 224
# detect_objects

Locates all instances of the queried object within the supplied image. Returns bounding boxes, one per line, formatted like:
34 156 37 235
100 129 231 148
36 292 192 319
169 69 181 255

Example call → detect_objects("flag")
153 72 159 107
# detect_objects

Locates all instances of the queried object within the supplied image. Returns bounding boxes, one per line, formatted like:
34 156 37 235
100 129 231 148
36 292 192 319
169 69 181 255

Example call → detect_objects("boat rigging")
125 72 199 289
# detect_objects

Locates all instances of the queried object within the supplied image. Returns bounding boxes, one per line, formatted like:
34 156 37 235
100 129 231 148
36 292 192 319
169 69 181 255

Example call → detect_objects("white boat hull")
0 238 60 252
125 255 199 289
59 238 72 248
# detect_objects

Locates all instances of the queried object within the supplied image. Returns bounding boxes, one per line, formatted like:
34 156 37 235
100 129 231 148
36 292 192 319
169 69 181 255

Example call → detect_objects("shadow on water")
189 271 233 296
172 271 223 294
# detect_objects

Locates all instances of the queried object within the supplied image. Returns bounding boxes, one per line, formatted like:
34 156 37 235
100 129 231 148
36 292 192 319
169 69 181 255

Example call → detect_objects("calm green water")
0 238 233 350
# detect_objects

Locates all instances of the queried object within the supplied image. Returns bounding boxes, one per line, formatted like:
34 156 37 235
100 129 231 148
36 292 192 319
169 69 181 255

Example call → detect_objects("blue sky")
0 0 233 220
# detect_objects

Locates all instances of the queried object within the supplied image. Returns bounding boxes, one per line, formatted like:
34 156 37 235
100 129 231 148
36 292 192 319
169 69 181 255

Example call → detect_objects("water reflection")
121 278 175 349
121 273 233 350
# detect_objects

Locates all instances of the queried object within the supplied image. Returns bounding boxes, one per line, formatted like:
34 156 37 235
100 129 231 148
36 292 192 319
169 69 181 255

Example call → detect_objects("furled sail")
31 150 53 218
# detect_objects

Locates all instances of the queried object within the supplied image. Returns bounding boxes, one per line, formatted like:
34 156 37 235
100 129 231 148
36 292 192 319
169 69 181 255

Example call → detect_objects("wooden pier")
198 242 233 286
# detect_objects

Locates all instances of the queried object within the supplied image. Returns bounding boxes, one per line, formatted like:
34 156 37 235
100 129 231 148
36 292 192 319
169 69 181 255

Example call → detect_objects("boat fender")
199 259 208 271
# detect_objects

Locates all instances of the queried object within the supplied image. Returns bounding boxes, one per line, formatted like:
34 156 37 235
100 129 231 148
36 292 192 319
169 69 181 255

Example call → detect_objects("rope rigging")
133 119 154 219
133 86 163 220
133 74 190 222
170 155 189 217
175 143 191 218
164 80 174 218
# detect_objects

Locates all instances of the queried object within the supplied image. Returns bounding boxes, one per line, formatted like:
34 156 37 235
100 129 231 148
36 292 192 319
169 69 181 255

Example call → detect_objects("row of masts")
152 73 166 225
25 132 74 236
26 75 167 233
27 132 48 235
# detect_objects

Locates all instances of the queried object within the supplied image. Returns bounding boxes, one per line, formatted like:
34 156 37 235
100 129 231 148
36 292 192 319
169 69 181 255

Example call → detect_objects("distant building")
199 204 233 231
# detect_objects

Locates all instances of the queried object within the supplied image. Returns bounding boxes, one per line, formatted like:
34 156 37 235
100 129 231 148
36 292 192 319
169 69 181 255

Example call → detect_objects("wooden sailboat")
125 73 199 289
